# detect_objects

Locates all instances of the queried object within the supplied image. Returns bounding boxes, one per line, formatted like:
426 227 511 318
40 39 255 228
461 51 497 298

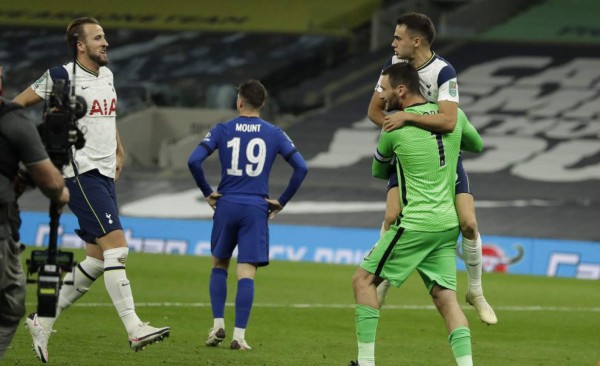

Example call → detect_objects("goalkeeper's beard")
385 96 401 112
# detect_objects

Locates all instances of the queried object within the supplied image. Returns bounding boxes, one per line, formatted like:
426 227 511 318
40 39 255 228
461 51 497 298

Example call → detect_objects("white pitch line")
25 302 600 312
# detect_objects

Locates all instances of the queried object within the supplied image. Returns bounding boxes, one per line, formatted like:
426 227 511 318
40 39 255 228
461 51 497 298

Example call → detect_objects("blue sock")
234 278 255 328
209 268 228 318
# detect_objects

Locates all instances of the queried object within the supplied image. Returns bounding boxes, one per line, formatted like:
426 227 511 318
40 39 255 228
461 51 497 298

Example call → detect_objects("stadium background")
4 0 597 277
1 1 599 364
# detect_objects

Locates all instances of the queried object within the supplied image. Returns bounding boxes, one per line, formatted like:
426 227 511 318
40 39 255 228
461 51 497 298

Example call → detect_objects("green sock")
448 326 472 366
356 304 379 364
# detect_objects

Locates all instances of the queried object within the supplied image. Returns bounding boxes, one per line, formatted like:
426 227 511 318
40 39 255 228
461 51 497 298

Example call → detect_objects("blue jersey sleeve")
277 152 307 207
187 125 220 196
276 130 308 206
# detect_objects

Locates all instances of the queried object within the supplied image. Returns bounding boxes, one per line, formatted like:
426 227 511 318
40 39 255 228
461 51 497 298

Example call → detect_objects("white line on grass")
25 302 600 312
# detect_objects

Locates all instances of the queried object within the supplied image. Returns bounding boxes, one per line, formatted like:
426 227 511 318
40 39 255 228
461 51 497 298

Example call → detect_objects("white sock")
358 341 375 366
456 355 473 366
38 256 104 329
233 327 246 340
213 318 225 330
462 233 482 293
103 247 142 337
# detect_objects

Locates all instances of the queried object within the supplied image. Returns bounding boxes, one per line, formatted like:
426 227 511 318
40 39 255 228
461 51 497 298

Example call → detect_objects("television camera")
26 69 87 317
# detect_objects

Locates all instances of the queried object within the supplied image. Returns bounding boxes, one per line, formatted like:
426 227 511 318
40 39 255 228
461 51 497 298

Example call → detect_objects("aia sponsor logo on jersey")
89 98 117 116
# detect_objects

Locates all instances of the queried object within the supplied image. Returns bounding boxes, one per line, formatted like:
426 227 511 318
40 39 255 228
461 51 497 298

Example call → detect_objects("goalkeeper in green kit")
349 62 483 366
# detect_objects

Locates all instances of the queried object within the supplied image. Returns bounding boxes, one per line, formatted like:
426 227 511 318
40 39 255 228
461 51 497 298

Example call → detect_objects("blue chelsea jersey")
203 116 297 201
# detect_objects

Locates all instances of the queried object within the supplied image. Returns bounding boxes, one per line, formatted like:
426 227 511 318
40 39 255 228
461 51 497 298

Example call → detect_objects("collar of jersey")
76 60 99 77
405 101 435 109
416 52 436 71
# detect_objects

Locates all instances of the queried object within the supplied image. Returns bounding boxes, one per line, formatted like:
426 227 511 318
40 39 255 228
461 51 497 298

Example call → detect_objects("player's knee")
103 247 129 267
352 271 360 288
352 271 364 291
430 285 451 310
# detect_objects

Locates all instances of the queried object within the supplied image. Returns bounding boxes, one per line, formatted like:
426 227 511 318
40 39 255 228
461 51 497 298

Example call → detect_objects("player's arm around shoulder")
396 100 457 133
458 109 483 153
435 100 459 132
367 91 386 128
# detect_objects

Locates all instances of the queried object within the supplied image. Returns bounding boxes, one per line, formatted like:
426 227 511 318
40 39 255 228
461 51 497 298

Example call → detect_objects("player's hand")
207 192 222 210
265 198 283 219
383 111 410 132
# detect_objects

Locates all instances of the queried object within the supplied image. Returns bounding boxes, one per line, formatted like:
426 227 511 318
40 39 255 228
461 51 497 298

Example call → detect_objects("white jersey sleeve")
31 70 54 99
374 53 459 104
418 54 459 104
437 77 459 103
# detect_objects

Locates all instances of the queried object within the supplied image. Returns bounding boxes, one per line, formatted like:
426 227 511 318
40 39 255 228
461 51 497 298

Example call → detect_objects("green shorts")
360 226 460 292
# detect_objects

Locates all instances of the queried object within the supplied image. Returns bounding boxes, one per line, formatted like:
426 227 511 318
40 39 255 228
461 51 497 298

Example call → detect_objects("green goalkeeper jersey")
372 102 483 232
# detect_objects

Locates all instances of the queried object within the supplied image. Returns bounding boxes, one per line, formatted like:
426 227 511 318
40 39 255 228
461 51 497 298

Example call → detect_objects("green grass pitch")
4 248 599 365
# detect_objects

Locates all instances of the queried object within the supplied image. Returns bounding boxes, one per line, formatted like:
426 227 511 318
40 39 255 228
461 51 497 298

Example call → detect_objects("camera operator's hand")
28 159 68 206
53 186 70 212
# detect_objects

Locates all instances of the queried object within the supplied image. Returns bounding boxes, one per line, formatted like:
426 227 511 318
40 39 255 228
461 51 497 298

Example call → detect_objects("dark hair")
381 62 421 94
397 12 435 46
66 17 101 53
237 79 268 109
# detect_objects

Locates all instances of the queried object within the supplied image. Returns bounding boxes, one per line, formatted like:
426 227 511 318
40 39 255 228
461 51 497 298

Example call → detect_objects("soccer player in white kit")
13 17 170 363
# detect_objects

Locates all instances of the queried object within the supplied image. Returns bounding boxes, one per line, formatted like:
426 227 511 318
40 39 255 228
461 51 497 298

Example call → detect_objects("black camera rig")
39 78 86 168
26 56 87 317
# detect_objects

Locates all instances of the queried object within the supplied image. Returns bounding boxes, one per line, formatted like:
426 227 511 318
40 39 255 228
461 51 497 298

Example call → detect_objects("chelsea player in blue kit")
188 79 308 350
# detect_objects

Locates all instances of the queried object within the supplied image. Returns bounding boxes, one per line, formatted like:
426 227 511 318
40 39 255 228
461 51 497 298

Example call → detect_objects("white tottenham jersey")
32 62 117 178
375 53 459 104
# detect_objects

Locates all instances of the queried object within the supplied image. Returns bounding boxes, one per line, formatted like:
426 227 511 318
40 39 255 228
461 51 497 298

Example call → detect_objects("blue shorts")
65 169 122 244
387 156 472 195
211 197 269 267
